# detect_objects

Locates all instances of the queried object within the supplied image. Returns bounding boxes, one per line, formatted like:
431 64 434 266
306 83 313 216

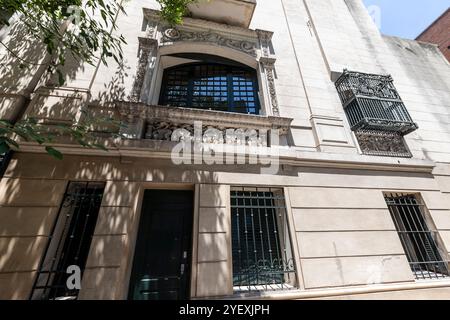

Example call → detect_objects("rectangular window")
231 187 296 292
31 181 105 300
384 193 450 280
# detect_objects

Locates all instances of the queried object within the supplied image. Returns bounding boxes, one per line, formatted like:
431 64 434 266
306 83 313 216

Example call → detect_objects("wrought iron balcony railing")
336 70 418 135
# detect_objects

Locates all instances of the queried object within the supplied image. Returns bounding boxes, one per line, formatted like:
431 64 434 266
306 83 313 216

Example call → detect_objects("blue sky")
362 0 449 39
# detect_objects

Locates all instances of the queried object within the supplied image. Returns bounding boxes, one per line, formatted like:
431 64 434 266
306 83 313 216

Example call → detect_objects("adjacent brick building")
416 8 450 62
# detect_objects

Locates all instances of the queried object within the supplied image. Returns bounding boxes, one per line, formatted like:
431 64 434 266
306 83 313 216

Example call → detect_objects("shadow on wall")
1 15 136 125
0 20 47 93
0 151 232 299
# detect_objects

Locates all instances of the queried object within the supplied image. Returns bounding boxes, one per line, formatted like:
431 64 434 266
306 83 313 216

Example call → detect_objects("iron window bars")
384 193 450 280
231 187 296 292
355 130 412 158
30 181 105 300
160 63 260 115
335 70 418 157
335 70 418 135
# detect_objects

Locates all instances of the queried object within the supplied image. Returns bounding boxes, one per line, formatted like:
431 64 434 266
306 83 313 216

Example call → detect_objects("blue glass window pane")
160 63 260 114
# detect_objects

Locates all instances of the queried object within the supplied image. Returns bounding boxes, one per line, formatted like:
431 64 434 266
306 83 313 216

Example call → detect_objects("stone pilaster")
128 37 158 103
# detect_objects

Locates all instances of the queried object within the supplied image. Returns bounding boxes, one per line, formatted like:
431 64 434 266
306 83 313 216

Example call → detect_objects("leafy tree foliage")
0 0 195 159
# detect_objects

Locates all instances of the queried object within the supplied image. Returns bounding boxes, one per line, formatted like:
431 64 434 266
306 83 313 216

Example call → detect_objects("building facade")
1 0 450 300
416 8 450 63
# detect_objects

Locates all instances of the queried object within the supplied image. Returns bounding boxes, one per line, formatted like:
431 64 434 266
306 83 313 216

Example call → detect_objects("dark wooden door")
128 190 194 300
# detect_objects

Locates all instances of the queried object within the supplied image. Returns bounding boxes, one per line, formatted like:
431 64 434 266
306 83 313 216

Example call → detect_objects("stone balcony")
187 0 256 28
117 101 292 147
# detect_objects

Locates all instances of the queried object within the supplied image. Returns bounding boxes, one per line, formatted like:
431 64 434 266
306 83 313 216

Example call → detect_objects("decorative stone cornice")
143 8 258 39
142 7 259 58
116 101 292 134
161 28 258 57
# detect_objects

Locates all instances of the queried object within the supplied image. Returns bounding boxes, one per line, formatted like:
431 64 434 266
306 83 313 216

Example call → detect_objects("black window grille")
335 70 418 158
30 181 105 300
384 193 450 280
355 130 412 158
159 63 260 115
231 187 296 292
335 70 418 135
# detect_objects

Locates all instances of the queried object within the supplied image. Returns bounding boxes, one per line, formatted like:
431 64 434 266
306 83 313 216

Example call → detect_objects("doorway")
128 189 194 300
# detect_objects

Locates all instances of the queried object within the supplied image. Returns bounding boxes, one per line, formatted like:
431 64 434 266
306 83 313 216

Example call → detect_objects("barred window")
230 187 296 292
31 182 105 300
159 63 260 115
384 193 450 280
335 70 417 158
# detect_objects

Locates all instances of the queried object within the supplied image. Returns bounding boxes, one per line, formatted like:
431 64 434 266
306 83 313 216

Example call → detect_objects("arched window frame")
130 8 279 117
158 61 261 115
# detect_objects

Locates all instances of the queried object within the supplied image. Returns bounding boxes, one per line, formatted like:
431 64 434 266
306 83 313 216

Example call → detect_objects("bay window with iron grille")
230 187 297 292
335 70 418 158
384 192 450 280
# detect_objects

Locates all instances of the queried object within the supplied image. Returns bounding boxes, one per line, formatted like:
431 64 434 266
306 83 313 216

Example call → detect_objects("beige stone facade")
0 0 450 300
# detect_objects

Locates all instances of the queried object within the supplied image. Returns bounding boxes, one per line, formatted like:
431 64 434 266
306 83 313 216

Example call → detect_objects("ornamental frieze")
161 28 258 57
145 121 268 147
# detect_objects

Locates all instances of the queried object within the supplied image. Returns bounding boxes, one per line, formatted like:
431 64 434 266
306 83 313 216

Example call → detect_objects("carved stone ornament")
161 28 258 57
116 102 293 144
145 121 268 146
260 57 279 116
129 37 158 103
256 29 274 58
355 130 412 158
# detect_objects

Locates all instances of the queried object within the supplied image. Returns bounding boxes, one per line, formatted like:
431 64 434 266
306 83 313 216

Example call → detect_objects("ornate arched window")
159 62 260 115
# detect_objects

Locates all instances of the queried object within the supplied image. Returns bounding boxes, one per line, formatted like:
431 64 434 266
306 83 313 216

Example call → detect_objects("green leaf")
4 137 19 149
0 141 10 154
45 146 63 160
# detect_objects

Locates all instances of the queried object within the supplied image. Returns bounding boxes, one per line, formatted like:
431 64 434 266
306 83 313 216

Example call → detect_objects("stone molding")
143 8 258 39
116 101 292 144
161 28 258 57
117 101 292 133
